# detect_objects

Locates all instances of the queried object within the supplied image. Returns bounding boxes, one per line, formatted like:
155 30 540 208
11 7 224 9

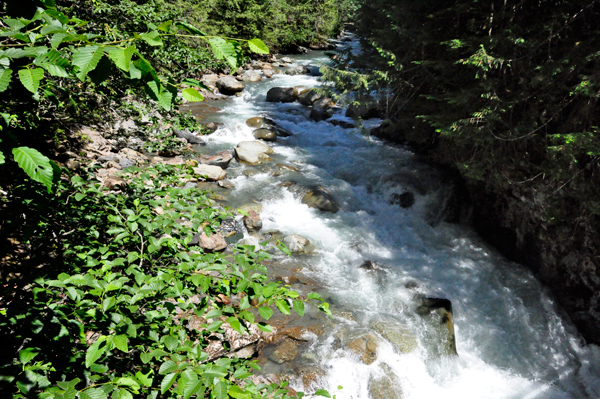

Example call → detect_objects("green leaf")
160 372 177 394
293 300 305 316
208 38 238 69
71 45 104 81
157 21 173 32
0 68 12 92
164 336 179 352
102 296 116 312
115 389 133 399
214 379 229 399
314 389 331 398
115 377 140 391
276 299 290 315
107 46 135 72
159 360 177 375
229 385 250 399
146 80 173 111
138 31 163 46
136 370 154 387
175 21 206 36
258 306 273 320
85 336 107 367
248 39 269 54
79 388 108 399
182 88 204 102
50 33 68 49
256 322 272 333
113 334 129 353
12 147 55 191
227 317 242 334
0 152 5 165
18 67 44 93
239 310 254 324
18 348 39 364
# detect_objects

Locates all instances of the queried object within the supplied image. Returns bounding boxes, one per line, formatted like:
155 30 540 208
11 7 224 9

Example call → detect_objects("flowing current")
181 40 600 399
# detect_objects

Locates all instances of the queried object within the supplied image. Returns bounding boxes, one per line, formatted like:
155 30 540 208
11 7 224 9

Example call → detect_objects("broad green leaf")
314 389 331 398
18 67 44 93
276 299 290 315
114 377 140 391
160 372 177 394
40 64 69 77
80 388 108 399
164 336 179 352
35 49 70 77
50 33 68 49
229 385 250 399
208 38 238 69
175 21 206 36
157 20 173 32
256 322 272 333
113 334 129 353
102 296 116 312
41 24 66 36
182 88 204 102
136 370 154 387
12 147 54 191
108 46 135 72
181 78 209 90
214 380 229 399
138 31 163 46
18 348 39 364
293 300 305 316
248 39 269 54
205 309 222 319
227 317 242 334
85 336 107 367
72 45 104 81
0 68 12 92
146 80 173 111
258 306 273 320
116 389 133 399
159 360 177 375
0 152 4 165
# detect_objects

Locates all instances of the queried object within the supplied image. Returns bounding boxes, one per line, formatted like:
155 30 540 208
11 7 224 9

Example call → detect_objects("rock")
190 231 227 253
302 187 339 213
329 119 356 129
310 97 335 121
239 203 263 215
243 169 263 178
65 159 80 171
193 164 227 181
281 57 293 63
285 65 311 75
201 122 225 134
173 128 205 145
283 234 315 254
415 297 458 356
218 180 235 189
391 192 415 208
246 117 275 129
117 148 148 165
201 74 220 86
347 333 380 365
296 366 327 392
199 151 234 169
234 141 274 165
266 87 298 103
243 211 263 233
370 317 418 354
295 45 309 54
239 236 261 251
346 102 381 120
242 70 262 82
271 163 300 177
216 76 245 95
263 69 274 78
370 120 404 142
269 338 299 364
298 89 321 106
250 60 264 69
368 364 403 399
253 128 278 142
359 260 379 270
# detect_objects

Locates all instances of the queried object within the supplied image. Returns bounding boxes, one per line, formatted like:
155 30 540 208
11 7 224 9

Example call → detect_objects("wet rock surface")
234 141 274 165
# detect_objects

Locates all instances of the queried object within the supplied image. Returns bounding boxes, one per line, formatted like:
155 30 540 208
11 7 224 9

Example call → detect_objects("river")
180 37 600 399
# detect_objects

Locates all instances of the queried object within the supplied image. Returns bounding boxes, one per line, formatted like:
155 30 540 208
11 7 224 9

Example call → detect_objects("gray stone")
242 70 262 82
269 338 299 364
173 128 205 145
285 65 310 75
239 236 261 251
298 89 321 106
368 364 403 399
370 317 418 354
253 128 278 142
266 87 298 103
234 141 274 165
283 234 315 254
302 187 339 213
243 211 263 233
310 98 335 121
216 76 245 95
246 117 275 129
199 151 234 169
193 164 227 181
239 203 263 215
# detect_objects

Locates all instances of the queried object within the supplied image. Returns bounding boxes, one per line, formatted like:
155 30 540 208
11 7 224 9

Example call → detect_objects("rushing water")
181 39 600 399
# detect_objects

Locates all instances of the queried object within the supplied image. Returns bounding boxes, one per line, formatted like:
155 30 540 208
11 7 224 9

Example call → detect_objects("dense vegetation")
330 0 600 343
0 0 350 397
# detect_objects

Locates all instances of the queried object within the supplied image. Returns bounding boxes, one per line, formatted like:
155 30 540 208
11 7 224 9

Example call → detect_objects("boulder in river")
243 210 263 233
310 97 335 121
302 187 339 213
264 69 274 78
370 317 418 354
368 363 403 399
298 89 321 106
216 76 245 95
346 102 381 120
201 121 225 134
283 234 315 254
234 141 274 165
193 164 227 181
246 117 275 129
286 65 311 75
253 128 278 142
269 338 299 364
266 87 298 103
199 150 234 169
347 333 380 365
173 128 205 145
238 203 263 215
415 296 458 356
242 70 262 82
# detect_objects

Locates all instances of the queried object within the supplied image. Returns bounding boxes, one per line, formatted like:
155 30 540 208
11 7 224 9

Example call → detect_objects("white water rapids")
181 42 600 399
